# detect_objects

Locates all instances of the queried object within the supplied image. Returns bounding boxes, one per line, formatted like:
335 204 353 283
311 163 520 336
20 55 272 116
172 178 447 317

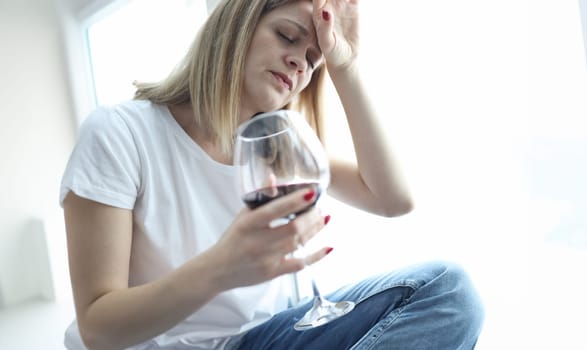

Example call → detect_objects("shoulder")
79 100 168 139
81 99 160 126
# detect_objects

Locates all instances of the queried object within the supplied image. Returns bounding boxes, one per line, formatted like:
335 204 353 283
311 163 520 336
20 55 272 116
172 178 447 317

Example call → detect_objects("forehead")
262 1 315 32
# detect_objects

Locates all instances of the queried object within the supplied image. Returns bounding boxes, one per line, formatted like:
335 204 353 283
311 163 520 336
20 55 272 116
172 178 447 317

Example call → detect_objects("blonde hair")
134 0 327 155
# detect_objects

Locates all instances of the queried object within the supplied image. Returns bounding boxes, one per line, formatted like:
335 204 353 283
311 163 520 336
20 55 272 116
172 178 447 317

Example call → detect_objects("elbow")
78 322 121 350
78 328 105 350
378 195 414 218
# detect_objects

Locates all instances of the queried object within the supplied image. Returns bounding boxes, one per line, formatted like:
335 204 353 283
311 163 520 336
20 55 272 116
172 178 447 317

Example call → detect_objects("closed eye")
278 32 295 43
278 30 320 70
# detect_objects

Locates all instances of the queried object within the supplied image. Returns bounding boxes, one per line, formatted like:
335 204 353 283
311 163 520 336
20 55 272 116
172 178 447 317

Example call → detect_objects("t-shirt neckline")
160 104 235 173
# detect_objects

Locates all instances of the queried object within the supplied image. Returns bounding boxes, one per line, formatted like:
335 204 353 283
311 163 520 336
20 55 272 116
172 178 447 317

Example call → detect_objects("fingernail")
324 214 331 225
303 190 316 202
322 10 330 21
325 247 334 255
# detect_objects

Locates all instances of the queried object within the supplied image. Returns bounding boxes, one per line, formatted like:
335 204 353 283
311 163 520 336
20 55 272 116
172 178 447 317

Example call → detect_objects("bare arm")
313 0 413 217
64 188 330 350
63 192 223 349
327 65 413 217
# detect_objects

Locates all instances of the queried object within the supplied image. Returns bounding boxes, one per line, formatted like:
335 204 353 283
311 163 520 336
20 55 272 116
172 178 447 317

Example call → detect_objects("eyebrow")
284 18 310 37
283 19 323 55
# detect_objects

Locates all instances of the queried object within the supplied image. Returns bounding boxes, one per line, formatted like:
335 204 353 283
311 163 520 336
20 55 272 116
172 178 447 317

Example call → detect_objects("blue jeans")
226 261 484 350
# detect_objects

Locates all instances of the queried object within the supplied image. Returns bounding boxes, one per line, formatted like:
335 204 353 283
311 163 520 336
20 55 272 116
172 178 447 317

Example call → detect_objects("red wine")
243 182 322 213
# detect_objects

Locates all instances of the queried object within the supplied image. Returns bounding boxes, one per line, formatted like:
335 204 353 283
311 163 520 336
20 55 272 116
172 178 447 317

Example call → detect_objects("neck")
168 104 232 165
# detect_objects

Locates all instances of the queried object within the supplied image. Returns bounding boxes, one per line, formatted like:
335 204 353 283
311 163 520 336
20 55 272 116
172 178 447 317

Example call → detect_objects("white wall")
0 0 76 307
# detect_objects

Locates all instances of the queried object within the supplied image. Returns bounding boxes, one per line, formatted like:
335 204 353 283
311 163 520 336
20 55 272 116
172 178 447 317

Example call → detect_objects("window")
85 0 208 106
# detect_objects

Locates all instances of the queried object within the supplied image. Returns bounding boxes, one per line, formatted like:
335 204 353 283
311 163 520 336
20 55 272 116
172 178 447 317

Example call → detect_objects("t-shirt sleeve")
59 106 141 209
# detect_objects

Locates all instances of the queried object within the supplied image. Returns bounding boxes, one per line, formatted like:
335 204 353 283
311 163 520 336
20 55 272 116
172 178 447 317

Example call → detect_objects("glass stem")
310 278 323 299
302 250 324 300
292 241 325 302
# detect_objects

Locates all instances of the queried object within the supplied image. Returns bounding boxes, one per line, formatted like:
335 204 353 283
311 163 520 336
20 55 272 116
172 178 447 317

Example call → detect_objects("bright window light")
86 0 208 106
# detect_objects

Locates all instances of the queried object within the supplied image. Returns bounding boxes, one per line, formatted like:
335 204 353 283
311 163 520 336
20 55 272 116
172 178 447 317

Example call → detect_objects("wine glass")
233 109 355 331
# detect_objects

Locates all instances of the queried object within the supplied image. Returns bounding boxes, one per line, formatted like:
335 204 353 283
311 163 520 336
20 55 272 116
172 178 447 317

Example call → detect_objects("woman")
60 0 484 349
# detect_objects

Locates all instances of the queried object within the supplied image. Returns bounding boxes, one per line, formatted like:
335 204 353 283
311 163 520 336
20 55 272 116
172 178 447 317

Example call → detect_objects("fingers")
248 188 318 228
312 0 335 53
233 188 332 281
312 0 328 12
279 246 334 275
269 208 330 251
277 257 306 275
266 173 278 197
254 207 331 277
305 246 334 266
233 187 328 248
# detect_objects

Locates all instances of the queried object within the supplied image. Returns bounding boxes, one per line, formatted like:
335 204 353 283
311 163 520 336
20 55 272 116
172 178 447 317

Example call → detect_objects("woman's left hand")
313 0 360 71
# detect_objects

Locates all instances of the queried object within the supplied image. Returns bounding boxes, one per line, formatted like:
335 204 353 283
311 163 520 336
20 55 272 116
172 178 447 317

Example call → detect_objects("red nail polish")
325 247 334 255
322 10 330 21
303 190 316 202
324 215 331 225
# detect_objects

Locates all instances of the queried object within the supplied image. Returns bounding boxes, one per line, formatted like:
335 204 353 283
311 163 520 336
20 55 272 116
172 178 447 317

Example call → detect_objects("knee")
425 261 485 335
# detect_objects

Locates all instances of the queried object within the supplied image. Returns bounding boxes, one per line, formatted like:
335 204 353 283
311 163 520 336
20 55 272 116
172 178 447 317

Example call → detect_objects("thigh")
232 265 433 350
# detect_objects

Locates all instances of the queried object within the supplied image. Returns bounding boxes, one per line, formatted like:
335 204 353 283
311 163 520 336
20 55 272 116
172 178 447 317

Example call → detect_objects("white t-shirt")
60 100 289 349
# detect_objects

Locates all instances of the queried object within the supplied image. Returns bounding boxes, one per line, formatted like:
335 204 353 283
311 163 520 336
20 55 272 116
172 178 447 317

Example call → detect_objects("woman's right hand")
210 189 331 290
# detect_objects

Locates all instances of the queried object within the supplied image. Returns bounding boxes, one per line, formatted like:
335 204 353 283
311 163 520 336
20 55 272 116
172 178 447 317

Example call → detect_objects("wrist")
196 244 239 293
328 60 360 83
328 61 362 92
197 247 233 294
166 248 227 308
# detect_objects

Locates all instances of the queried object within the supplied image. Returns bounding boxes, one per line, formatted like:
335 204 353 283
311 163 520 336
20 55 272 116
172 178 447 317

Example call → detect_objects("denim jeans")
226 261 484 350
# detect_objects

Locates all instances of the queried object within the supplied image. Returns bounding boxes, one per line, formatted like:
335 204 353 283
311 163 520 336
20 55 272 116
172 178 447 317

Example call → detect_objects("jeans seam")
349 283 419 350
354 280 420 305
348 304 406 350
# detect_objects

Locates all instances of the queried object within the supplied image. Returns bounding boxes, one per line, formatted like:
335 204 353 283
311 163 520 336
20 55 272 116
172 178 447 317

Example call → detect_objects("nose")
286 51 307 74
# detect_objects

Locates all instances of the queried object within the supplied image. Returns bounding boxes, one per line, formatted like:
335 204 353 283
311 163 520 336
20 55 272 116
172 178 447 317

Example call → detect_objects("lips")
271 71 293 91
